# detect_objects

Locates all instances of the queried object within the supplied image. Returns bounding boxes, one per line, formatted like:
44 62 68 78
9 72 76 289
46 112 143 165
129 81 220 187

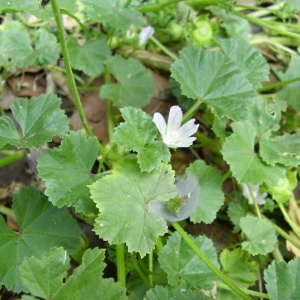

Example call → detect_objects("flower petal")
173 137 196 148
177 118 199 137
153 112 167 137
138 26 154 46
167 106 182 132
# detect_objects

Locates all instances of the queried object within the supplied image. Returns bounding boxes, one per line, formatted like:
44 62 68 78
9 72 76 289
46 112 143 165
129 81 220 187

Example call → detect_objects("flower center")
171 131 179 139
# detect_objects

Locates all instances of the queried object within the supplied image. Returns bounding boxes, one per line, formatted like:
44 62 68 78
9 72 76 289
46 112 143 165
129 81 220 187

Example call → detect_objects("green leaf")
67 35 111 77
220 248 258 287
0 20 35 69
158 232 219 290
227 197 248 233
20 247 128 300
277 55 300 111
0 0 38 12
185 160 224 224
222 121 286 185
112 107 170 172
0 187 82 292
170 47 255 120
89 159 177 257
210 7 251 40
240 215 277 256
247 97 282 138
34 30 60 65
264 258 300 300
0 94 69 149
20 247 69 299
0 22 59 70
286 0 300 10
217 39 269 89
146 285 210 300
79 0 144 30
260 132 300 167
54 248 128 300
100 55 155 108
37 131 99 217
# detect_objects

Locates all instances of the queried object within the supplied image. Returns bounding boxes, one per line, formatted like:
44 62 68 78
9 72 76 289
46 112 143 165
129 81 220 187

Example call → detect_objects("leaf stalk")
172 222 253 300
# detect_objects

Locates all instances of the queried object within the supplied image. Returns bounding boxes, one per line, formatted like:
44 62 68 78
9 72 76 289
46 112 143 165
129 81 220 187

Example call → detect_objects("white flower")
153 105 199 148
242 184 267 205
138 26 154 46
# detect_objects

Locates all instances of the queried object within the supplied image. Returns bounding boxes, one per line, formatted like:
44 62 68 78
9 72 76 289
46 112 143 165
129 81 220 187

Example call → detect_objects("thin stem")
172 222 252 300
232 9 300 39
148 251 153 287
182 99 204 123
0 205 16 219
60 9 90 37
104 68 115 141
262 215 300 250
278 202 300 240
258 77 300 92
50 0 94 137
217 282 269 299
222 170 232 182
136 0 181 13
272 246 284 262
131 256 151 288
149 36 178 61
116 243 126 288
0 150 25 168
155 236 164 253
249 188 262 219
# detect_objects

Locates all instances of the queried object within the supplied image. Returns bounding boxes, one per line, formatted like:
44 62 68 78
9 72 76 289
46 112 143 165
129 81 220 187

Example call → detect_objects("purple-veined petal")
153 112 167 136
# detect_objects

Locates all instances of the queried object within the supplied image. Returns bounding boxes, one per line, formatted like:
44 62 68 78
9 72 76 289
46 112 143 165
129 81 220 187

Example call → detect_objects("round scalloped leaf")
264 258 300 300
37 131 99 216
170 46 255 120
89 159 177 257
158 232 219 290
0 187 82 292
186 160 224 224
220 248 258 287
222 121 286 185
146 285 210 300
0 94 69 149
240 215 277 256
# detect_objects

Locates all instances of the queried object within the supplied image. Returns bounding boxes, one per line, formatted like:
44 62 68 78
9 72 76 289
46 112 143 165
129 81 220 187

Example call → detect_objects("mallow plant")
0 0 300 299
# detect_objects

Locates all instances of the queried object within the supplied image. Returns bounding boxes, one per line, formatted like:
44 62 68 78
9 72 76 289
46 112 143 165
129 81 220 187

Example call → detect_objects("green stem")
232 9 300 39
217 282 269 299
149 36 178 61
131 256 151 288
171 222 252 300
272 246 284 262
104 68 115 141
155 236 164 253
136 0 180 13
116 243 126 288
50 0 94 137
0 150 25 168
263 215 300 250
60 9 90 36
148 251 153 287
0 205 16 219
258 77 300 92
221 170 232 182
182 98 204 123
278 202 300 240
